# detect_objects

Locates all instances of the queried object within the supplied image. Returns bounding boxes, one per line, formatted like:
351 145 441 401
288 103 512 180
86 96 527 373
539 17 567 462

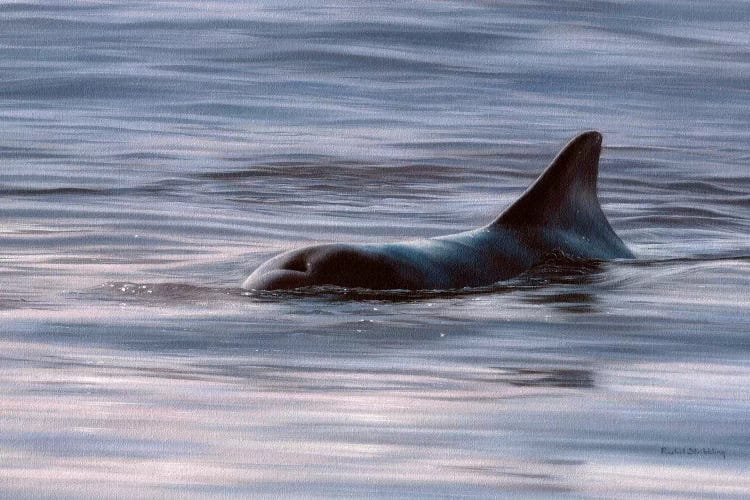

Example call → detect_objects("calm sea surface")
1 1 749 497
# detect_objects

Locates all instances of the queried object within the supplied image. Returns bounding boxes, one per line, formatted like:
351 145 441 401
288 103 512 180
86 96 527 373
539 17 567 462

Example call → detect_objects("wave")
0 181 191 198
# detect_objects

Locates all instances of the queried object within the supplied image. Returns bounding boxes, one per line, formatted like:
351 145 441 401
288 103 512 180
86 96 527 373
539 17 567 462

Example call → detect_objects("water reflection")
494 367 595 388
2 338 747 498
524 291 599 313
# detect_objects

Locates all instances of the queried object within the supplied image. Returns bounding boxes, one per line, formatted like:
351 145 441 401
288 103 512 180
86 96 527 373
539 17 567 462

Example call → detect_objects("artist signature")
661 447 726 459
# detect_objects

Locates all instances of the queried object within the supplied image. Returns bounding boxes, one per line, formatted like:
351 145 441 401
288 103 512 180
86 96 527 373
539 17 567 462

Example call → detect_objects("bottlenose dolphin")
243 131 633 291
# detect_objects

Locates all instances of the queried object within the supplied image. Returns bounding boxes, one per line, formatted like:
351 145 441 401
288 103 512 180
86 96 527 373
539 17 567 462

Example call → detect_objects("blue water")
1 1 749 497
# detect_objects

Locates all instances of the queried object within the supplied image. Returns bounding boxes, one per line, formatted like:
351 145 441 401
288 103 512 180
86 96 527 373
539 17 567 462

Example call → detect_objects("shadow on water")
97 282 241 303
0 296 29 311
523 291 598 314
489 367 595 389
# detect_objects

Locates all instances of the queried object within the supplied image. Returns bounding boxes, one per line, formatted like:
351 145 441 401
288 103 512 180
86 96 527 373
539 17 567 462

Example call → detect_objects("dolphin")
243 131 633 291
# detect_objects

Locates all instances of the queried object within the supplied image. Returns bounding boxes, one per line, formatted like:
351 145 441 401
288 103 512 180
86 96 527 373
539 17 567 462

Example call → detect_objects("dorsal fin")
493 131 633 258
494 131 602 228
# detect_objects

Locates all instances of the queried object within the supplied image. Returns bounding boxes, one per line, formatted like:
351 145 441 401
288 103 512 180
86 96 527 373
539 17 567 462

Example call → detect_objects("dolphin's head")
243 248 312 290
242 244 415 291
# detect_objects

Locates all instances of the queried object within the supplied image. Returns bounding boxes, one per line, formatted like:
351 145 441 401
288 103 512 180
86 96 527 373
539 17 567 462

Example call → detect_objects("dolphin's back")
376 227 534 289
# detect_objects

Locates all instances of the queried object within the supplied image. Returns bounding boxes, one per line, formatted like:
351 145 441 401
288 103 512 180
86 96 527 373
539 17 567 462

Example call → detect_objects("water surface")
1 1 749 497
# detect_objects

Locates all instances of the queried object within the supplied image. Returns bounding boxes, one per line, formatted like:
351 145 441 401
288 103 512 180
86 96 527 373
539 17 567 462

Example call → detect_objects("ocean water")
1 1 749 497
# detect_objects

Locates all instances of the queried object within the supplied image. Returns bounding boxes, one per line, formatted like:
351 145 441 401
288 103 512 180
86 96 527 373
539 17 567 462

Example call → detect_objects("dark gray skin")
243 131 634 291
